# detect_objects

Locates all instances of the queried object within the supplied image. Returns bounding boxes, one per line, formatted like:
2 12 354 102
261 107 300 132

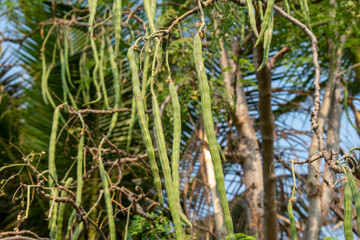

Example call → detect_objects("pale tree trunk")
253 38 278 240
319 20 346 226
234 80 264 236
199 118 227 239
320 79 341 225
305 80 332 240
305 32 346 239
214 13 265 236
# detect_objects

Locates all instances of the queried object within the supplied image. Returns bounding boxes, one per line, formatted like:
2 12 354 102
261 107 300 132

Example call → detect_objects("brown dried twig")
269 46 291 69
0 230 48 240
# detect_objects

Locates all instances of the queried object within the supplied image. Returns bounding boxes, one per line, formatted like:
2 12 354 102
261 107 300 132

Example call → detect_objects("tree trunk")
234 81 265 237
320 79 341 225
253 38 278 240
305 32 346 239
215 28 264 237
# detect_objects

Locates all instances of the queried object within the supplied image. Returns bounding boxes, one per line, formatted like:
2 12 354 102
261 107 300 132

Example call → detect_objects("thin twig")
337 63 360 77
0 230 47 240
165 0 217 34
269 46 291 69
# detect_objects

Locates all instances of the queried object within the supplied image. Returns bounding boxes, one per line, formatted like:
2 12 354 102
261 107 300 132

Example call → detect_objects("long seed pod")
288 0 302 17
78 52 90 104
65 133 85 239
178 205 192 226
127 46 163 204
193 33 235 239
126 96 137 153
59 43 78 109
144 0 156 33
64 27 75 88
113 0 122 57
152 92 184 239
106 36 122 136
142 41 151 111
169 82 181 202
150 0 156 20
303 0 311 28
344 180 354 240
257 12 274 71
165 50 190 226
41 24 56 106
283 0 290 14
299 0 311 29
257 0 264 21
124 205 131 239
346 170 360 232
245 0 258 37
70 223 82 240
49 106 61 189
60 48 68 103
25 185 30 219
255 0 275 47
56 177 73 240
287 200 297 240
49 199 58 236
98 138 116 240
100 31 110 109
88 0 97 32
106 36 121 109
86 37 102 105
288 160 297 240
48 105 62 237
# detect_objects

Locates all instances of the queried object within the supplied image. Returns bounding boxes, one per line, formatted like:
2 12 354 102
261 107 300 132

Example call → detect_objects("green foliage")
225 233 256 240
324 237 339 240
128 212 175 239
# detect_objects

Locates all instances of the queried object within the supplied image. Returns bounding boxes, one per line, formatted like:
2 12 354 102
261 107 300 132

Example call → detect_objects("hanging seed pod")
193 33 235 239
245 0 259 37
56 177 73 240
127 46 163 204
152 91 184 239
287 199 297 240
169 81 181 203
346 170 360 232
113 0 122 57
344 180 354 240
97 139 116 240
255 0 275 47
257 12 274 71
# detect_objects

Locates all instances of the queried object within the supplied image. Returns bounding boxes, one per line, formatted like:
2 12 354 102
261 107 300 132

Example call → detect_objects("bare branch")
0 230 47 240
269 46 291 69
338 63 360 77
